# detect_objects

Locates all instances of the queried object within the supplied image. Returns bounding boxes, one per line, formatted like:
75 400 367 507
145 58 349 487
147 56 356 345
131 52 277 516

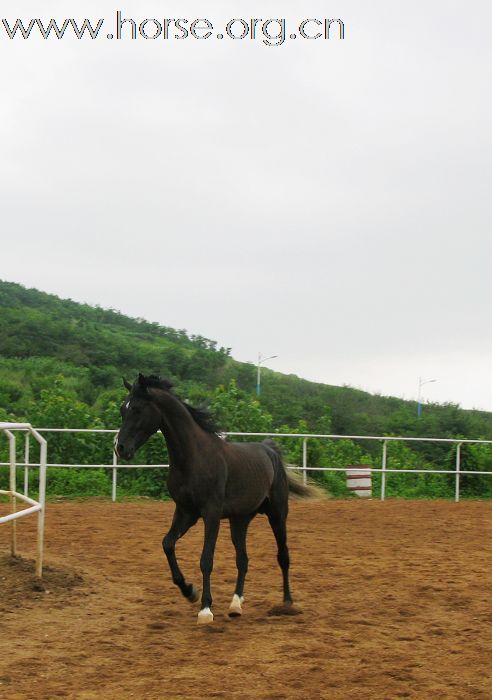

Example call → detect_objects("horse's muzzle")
115 442 134 461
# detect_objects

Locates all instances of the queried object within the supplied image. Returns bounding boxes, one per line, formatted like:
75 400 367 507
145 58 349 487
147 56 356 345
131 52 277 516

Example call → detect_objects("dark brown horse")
116 374 317 624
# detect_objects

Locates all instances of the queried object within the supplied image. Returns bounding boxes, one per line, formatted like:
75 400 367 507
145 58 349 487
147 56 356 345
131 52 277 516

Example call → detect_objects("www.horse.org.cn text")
1 14 345 46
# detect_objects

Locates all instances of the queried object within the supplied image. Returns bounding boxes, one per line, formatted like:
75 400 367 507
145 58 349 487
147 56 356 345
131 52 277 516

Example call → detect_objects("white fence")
2 428 492 503
0 423 47 577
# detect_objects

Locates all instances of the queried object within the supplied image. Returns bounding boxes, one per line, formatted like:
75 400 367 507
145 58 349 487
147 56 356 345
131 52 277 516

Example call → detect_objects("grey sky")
1 1 491 411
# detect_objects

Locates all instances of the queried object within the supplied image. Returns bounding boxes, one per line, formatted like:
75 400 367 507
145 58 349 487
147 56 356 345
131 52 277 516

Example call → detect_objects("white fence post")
5 430 17 556
381 440 388 501
302 438 308 486
455 442 462 503
112 438 118 503
35 431 47 578
24 433 30 497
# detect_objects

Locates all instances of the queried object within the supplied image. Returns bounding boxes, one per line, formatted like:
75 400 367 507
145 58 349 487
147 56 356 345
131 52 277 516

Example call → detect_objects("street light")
256 352 278 396
417 377 437 417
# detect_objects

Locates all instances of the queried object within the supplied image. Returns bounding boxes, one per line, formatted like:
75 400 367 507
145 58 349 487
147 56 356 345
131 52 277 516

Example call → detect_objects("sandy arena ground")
1 498 491 700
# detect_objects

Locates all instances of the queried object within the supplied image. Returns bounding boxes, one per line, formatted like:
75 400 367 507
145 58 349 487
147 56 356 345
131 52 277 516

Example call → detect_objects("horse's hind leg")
162 506 199 603
266 506 293 606
228 515 253 617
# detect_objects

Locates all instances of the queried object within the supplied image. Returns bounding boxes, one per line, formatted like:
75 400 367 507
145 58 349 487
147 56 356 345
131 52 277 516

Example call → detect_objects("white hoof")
228 594 244 617
197 607 214 625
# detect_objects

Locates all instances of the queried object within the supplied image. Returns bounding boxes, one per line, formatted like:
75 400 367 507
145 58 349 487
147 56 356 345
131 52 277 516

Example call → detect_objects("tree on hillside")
210 380 273 434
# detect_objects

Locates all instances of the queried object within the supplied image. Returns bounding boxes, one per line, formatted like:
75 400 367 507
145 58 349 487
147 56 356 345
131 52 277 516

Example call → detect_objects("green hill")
1 278 491 436
1 278 492 499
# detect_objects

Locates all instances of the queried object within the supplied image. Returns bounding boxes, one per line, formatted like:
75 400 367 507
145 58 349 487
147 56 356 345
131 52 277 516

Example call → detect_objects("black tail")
263 439 326 500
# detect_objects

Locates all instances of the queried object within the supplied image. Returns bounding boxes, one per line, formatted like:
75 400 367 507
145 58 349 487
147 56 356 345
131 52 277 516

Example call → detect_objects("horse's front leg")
197 514 221 625
162 506 199 603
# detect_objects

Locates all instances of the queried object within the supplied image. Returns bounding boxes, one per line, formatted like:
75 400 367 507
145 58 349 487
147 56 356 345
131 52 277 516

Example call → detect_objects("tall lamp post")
417 377 437 417
256 353 278 396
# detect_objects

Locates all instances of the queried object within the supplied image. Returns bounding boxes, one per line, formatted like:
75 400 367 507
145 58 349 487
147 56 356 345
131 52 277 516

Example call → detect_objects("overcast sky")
1 1 491 411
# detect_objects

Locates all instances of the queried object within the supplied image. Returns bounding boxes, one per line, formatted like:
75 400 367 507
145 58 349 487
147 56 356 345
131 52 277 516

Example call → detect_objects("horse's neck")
153 390 202 467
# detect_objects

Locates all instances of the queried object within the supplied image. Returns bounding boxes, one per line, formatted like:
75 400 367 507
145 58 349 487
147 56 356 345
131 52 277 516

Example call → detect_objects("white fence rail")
0 423 47 577
1 428 492 503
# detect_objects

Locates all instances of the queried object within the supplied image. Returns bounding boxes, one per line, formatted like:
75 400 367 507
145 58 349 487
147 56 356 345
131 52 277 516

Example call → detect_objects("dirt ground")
1 498 491 700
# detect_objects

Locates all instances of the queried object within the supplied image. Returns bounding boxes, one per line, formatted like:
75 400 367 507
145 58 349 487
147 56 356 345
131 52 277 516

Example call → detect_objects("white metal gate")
0 423 47 578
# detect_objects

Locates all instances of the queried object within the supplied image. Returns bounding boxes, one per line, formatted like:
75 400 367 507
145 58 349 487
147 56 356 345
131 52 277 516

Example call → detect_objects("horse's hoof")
188 585 200 604
228 594 244 617
197 608 214 625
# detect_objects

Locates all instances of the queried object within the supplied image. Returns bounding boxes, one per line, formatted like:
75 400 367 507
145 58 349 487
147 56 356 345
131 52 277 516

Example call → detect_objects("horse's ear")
123 377 132 391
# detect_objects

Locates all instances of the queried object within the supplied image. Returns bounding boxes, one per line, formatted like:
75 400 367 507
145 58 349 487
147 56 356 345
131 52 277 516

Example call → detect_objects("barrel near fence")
346 465 372 497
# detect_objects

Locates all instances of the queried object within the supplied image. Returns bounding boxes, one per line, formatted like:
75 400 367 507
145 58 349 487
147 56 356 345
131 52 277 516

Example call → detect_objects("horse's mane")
139 375 173 391
134 374 219 434
184 402 220 434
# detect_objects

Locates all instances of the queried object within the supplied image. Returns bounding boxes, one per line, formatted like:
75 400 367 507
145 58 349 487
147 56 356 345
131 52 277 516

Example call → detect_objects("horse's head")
116 374 163 460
